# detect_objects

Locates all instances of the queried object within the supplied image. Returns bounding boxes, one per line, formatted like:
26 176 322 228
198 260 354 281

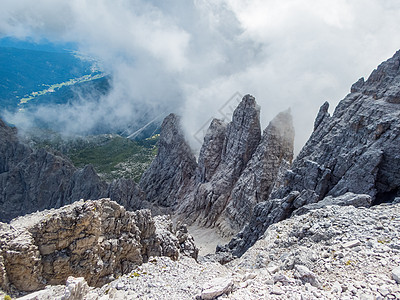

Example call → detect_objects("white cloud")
1 0 400 153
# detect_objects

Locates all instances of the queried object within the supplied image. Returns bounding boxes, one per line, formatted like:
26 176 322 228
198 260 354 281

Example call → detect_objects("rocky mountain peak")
196 118 228 183
351 50 400 103
220 94 261 179
150 95 294 237
139 113 197 208
222 50 400 257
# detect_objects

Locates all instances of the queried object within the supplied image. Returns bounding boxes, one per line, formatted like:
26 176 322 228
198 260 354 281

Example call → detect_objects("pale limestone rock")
201 277 233 300
62 277 89 300
0 199 197 293
392 267 400 283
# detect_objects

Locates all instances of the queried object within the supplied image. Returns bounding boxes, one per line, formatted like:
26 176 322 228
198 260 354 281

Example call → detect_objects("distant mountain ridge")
0 118 147 222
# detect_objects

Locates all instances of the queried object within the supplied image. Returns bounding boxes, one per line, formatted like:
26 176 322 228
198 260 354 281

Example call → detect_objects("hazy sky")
2 0 400 153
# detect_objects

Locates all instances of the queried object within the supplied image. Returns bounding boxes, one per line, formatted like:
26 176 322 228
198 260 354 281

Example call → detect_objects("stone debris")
11 201 399 300
0 199 197 294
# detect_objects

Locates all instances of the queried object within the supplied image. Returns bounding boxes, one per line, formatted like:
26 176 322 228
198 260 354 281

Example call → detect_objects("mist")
1 0 400 153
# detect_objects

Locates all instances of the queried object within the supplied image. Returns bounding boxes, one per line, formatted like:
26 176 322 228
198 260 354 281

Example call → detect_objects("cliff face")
140 95 295 237
0 199 197 292
0 121 145 222
224 50 400 257
179 95 263 232
219 109 294 234
139 113 198 208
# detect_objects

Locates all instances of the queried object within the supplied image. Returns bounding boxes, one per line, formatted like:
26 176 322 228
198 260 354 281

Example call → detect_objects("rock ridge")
139 94 295 237
221 49 400 257
0 120 146 222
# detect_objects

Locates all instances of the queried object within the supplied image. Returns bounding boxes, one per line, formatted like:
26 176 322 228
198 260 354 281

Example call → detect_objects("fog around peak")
2 0 400 153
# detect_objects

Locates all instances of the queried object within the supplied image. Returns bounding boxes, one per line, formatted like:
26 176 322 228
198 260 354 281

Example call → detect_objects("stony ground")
11 202 400 300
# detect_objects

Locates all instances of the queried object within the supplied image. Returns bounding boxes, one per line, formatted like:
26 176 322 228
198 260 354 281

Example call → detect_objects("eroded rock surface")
0 199 197 293
219 109 294 234
22 202 400 299
139 113 197 208
175 95 294 236
224 50 400 256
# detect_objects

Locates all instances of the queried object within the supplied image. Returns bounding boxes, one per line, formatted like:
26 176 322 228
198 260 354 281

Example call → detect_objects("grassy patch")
25 131 158 183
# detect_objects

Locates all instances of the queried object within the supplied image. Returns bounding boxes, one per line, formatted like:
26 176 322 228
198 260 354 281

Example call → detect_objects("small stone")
273 273 290 284
378 287 390 297
62 276 89 300
271 286 284 295
267 265 279 274
392 266 400 283
304 282 314 291
116 281 125 290
265 279 274 285
201 277 233 300
332 281 342 293
242 272 257 281
359 294 374 300
294 265 320 287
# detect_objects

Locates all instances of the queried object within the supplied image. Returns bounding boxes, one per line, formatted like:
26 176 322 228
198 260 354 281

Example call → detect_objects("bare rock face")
0 199 198 293
139 114 197 208
0 120 146 222
196 119 227 183
223 50 400 257
176 95 294 237
219 109 294 234
274 50 400 204
107 178 146 211
178 95 261 229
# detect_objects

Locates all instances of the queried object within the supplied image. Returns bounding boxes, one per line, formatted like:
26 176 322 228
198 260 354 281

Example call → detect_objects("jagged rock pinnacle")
139 113 197 207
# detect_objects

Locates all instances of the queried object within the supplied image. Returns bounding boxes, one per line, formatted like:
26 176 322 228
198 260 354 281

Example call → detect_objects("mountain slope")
0 119 145 222
224 50 400 257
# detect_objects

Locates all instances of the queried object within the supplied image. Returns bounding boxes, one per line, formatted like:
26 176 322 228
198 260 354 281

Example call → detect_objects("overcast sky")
1 0 400 153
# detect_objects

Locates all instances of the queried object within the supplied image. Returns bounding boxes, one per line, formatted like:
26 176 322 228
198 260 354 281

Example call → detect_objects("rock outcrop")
0 199 197 293
176 95 294 236
23 201 400 299
139 114 197 208
0 120 146 222
223 50 400 257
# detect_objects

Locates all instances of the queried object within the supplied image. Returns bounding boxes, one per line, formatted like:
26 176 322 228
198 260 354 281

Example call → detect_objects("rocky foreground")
9 200 400 300
0 199 197 298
